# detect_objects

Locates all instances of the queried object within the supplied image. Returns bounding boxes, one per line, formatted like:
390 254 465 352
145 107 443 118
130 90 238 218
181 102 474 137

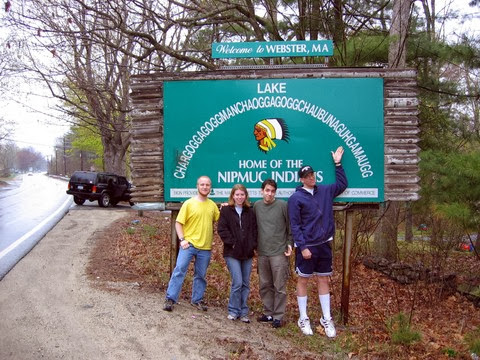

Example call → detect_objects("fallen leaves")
89 211 480 359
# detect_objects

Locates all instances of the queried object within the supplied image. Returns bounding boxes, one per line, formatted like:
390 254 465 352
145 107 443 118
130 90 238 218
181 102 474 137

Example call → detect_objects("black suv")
66 171 134 207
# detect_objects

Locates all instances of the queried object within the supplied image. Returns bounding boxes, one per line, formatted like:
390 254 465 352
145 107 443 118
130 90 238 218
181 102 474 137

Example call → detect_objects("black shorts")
295 242 332 277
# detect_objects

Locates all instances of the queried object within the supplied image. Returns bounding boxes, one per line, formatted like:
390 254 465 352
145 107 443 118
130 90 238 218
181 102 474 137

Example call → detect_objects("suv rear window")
70 171 97 183
97 174 111 184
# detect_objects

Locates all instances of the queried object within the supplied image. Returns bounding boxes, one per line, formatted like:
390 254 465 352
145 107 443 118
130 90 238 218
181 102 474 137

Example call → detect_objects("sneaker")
240 316 250 323
257 314 273 322
297 317 313 336
227 314 237 320
320 317 336 338
163 298 174 312
191 301 208 311
272 319 282 328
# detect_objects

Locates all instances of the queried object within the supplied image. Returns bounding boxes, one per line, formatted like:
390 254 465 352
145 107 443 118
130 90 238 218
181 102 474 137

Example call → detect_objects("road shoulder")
0 208 314 360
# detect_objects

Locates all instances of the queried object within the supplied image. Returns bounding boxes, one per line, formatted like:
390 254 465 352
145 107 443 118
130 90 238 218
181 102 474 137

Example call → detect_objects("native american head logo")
253 118 290 153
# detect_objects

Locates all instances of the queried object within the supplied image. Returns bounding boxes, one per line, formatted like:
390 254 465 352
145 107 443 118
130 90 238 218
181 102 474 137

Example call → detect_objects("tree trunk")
405 201 413 243
373 0 413 260
103 140 127 175
373 202 399 261
332 0 345 66
388 0 413 67
297 0 306 40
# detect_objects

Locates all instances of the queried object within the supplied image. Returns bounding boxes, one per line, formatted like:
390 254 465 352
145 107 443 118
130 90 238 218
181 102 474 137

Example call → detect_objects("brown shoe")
191 301 208 311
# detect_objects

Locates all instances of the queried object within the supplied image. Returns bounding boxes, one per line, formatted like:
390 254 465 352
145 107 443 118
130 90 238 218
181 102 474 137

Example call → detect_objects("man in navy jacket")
287 146 347 338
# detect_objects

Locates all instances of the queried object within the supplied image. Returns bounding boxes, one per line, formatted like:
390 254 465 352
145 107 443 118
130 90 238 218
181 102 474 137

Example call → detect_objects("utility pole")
55 148 58 175
63 137 67 176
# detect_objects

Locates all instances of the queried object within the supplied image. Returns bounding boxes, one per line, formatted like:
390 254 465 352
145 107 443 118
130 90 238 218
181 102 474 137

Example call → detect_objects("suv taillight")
68 183 71 190
92 185 97 193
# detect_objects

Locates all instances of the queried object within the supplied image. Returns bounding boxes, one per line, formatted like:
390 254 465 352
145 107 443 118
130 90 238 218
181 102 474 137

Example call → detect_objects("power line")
2 137 73 150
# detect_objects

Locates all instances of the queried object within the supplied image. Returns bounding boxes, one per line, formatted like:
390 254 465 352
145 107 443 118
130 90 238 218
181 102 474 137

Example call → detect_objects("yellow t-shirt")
176 197 220 250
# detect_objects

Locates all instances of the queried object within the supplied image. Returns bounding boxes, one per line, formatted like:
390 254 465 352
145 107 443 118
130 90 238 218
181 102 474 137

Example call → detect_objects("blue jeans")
165 246 211 304
225 256 253 317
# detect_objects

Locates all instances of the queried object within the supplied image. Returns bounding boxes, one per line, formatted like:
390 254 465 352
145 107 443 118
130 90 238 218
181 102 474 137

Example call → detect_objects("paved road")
0 174 72 279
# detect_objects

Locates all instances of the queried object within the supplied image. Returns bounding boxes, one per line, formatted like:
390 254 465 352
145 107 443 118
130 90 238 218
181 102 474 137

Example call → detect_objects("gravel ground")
0 208 315 360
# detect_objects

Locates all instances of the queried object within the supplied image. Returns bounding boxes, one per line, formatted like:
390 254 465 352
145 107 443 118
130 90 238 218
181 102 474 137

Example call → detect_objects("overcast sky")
1 82 70 157
437 0 479 37
1 0 478 157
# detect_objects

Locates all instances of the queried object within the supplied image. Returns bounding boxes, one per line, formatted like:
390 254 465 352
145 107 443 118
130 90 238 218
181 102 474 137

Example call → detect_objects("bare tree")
16 147 45 172
0 141 17 176
3 0 404 175
5 1 148 174
88 0 395 68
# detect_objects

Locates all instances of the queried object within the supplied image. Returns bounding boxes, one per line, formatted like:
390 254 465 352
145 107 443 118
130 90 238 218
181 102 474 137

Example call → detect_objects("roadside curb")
0 196 73 280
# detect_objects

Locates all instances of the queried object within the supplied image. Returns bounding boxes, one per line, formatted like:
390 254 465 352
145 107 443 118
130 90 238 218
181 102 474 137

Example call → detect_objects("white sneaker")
239 316 250 323
297 318 313 336
320 317 336 338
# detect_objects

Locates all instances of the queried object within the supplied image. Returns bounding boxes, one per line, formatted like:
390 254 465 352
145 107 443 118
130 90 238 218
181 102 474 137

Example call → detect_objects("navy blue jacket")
287 166 347 251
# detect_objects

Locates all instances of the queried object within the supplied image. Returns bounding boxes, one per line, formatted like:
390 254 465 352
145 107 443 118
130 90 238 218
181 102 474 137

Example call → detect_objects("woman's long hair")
227 184 251 207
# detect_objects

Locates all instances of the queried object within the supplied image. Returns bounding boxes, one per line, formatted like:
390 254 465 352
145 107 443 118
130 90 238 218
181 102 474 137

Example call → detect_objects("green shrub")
443 348 457 357
465 327 480 355
386 312 421 345
142 224 158 238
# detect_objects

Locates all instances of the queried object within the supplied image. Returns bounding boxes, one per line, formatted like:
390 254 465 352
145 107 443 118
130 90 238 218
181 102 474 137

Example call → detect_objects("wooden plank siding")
129 67 420 203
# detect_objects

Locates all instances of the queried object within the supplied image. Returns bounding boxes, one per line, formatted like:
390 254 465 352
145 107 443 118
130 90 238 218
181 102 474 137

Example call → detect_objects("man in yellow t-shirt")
163 176 220 312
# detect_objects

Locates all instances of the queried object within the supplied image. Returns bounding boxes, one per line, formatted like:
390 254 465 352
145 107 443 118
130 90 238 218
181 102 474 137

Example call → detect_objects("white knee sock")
319 293 331 320
297 295 308 320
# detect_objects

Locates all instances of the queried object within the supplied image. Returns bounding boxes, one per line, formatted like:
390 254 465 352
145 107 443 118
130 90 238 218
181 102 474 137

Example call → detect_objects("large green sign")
164 78 384 202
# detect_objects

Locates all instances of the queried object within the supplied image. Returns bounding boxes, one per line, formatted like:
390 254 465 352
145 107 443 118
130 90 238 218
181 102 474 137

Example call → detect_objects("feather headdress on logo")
254 118 289 153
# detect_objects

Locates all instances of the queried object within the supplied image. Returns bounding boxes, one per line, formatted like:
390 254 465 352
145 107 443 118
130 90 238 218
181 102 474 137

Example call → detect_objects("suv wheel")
99 193 111 207
73 196 85 205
